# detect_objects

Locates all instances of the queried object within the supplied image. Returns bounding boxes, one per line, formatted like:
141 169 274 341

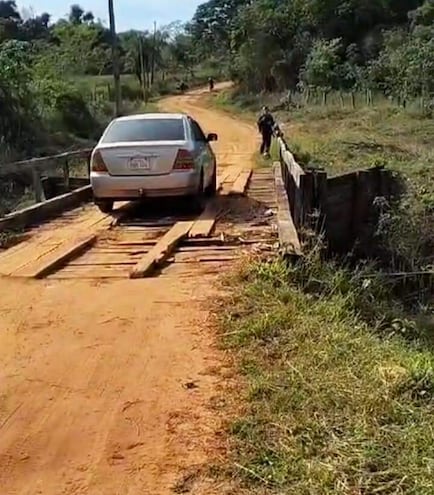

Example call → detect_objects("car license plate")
129 157 150 170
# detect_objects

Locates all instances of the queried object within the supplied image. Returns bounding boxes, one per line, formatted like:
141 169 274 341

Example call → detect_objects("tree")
409 0 434 28
69 4 84 25
0 40 35 146
0 0 20 20
372 26 434 105
51 20 111 75
0 0 21 41
188 0 249 57
21 13 51 41
302 38 342 102
83 11 94 24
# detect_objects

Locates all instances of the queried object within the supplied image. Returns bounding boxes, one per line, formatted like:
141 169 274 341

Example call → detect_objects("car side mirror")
207 133 218 142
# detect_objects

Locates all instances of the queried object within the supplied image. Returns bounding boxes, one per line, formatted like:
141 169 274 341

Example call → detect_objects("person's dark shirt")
257 113 275 134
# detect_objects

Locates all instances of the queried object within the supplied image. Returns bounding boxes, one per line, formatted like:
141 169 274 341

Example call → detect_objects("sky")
17 1 204 31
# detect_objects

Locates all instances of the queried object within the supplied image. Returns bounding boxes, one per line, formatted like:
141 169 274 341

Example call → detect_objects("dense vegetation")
188 0 434 110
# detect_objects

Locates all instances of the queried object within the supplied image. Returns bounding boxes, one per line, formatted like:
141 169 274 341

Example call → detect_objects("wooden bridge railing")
275 131 398 253
0 149 93 203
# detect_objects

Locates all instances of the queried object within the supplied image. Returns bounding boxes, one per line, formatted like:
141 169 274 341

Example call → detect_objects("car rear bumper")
91 171 200 199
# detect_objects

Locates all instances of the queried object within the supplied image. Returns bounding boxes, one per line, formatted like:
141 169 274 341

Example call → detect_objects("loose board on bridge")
14 234 98 278
130 221 194 279
217 166 253 196
229 169 252 195
220 166 242 194
189 201 220 238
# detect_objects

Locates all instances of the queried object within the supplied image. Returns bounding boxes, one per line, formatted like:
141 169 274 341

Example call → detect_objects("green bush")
53 90 100 139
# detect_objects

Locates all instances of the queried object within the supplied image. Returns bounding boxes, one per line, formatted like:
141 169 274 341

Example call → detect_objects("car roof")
113 113 188 122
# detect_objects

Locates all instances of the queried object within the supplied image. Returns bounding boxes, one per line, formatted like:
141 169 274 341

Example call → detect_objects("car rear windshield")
102 118 185 143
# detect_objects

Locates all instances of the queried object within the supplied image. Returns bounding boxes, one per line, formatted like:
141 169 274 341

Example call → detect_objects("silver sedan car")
90 113 218 213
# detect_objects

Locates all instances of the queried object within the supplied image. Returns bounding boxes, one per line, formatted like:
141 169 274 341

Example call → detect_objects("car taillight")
173 149 194 171
91 150 108 172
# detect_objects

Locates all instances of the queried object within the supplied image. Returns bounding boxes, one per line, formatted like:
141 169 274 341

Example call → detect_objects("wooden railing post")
32 167 43 203
62 158 70 191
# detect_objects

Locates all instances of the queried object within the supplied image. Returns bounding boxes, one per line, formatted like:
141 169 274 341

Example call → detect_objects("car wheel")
205 165 217 197
95 200 114 214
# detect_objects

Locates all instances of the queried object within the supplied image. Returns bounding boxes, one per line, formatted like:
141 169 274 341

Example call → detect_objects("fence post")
32 167 43 203
62 158 70 191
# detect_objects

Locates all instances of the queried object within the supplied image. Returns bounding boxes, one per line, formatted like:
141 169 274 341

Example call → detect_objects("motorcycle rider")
208 77 214 91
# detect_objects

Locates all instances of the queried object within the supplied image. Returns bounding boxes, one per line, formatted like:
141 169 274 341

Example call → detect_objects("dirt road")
0 88 258 494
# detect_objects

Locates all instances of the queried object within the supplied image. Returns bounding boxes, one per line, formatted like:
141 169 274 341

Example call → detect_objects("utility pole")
138 34 146 101
108 0 121 117
151 20 157 86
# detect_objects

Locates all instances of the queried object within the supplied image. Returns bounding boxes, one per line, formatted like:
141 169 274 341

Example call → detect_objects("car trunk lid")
97 142 188 176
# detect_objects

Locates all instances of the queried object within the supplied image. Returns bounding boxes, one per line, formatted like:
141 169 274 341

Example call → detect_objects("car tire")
205 165 217 197
95 200 114 214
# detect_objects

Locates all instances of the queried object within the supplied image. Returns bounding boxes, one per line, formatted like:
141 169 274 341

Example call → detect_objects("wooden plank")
229 169 252 196
224 166 242 184
273 162 302 255
189 202 219 238
216 169 230 191
130 221 193 279
221 166 243 195
14 234 97 279
0 239 59 277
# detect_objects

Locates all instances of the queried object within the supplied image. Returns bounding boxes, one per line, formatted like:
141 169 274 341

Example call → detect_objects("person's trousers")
260 132 272 154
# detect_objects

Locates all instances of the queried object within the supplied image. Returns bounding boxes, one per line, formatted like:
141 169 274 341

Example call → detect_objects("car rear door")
189 119 214 185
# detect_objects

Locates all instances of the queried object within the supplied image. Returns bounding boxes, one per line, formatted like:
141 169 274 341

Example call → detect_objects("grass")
211 88 434 493
221 255 434 494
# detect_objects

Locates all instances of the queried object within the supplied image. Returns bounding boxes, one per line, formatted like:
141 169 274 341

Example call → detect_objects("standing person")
208 77 214 92
257 106 275 157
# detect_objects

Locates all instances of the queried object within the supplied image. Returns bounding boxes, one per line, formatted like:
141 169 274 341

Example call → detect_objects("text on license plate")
129 157 150 170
